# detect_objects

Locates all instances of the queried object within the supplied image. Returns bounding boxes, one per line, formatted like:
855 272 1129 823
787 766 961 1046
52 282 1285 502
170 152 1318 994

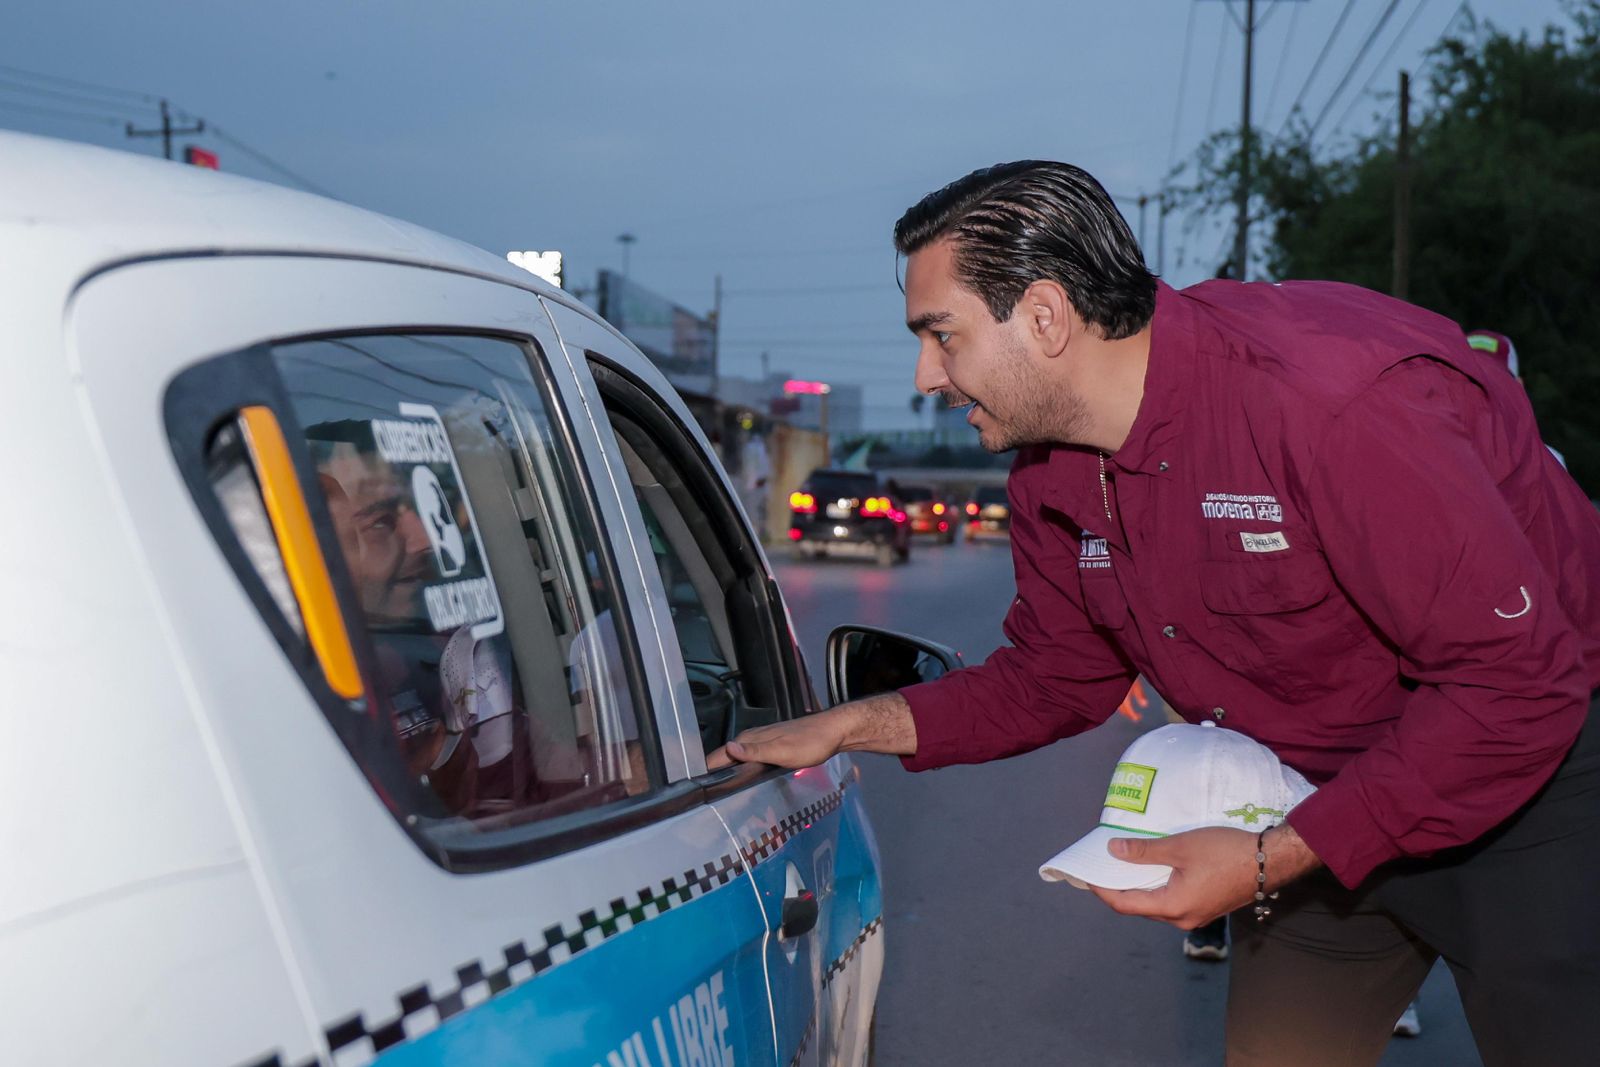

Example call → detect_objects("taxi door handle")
779 889 819 940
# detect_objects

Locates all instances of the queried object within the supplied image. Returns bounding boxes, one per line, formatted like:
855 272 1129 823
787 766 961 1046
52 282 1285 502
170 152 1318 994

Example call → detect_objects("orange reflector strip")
238 406 365 701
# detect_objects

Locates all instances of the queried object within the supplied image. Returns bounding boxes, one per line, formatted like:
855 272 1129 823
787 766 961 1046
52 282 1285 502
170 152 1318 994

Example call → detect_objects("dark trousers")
1226 690 1600 1066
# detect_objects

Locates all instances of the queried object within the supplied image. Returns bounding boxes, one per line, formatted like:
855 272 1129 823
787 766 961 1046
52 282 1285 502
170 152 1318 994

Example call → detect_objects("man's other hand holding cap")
1090 823 1321 929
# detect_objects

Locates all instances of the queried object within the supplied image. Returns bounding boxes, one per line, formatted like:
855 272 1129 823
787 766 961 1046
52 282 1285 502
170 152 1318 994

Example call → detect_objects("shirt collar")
1106 280 1196 475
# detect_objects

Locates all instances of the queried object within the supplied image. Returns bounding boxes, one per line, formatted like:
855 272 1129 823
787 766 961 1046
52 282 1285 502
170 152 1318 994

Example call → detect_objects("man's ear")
1021 279 1075 358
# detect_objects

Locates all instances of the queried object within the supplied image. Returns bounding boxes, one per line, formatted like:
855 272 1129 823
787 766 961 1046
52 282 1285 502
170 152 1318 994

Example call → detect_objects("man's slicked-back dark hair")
893 160 1157 339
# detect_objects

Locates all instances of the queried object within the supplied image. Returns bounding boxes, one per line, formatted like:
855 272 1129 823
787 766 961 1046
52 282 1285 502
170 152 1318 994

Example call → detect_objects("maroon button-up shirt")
902 279 1600 887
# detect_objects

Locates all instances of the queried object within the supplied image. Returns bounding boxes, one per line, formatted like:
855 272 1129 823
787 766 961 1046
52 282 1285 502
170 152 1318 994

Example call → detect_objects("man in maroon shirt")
709 161 1600 1065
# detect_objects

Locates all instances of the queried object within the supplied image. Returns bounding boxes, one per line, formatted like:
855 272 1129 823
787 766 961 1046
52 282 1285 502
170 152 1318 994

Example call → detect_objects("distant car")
964 484 1011 541
898 483 956 543
789 468 912 565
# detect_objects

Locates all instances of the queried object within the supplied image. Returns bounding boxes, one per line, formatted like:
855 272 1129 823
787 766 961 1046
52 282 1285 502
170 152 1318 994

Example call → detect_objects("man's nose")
912 341 947 397
398 507 432 556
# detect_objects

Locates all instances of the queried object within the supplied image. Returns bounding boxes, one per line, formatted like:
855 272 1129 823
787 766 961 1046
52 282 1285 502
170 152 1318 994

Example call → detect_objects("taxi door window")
590 358 801 756
262 334 650 829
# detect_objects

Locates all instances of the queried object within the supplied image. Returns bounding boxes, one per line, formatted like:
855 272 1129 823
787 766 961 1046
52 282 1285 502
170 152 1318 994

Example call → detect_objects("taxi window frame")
584 356 816 767
165 328 707 873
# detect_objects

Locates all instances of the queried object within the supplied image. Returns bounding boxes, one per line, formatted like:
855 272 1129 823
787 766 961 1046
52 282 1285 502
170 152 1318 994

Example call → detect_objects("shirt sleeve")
1287 359 1591 887
898 475 1137 772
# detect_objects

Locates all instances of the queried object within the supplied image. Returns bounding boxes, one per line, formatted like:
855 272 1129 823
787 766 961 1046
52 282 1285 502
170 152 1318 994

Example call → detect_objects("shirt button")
1212 707 1226 721
1158 461 1170 472
1162 625 1177 639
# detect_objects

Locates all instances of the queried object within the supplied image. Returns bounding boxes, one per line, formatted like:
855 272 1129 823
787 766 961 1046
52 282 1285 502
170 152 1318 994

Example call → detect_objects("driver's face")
321 451 434 622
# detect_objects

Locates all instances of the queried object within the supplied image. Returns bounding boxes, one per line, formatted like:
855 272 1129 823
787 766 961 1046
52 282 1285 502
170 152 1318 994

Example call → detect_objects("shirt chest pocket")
1198 554 1348 685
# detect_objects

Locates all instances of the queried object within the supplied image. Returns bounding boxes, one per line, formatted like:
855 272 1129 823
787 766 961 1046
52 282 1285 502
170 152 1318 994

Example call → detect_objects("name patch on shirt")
1079 530 1111 570
1240 530 1290 553
1202 492 1284 523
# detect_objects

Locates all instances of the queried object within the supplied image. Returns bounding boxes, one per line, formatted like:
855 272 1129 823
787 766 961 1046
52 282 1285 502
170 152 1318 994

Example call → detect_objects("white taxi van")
0 131 895 1067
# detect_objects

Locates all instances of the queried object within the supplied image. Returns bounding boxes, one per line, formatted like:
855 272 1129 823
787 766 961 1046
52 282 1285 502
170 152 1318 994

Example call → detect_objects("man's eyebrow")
355 492 405 520
906 311 953 335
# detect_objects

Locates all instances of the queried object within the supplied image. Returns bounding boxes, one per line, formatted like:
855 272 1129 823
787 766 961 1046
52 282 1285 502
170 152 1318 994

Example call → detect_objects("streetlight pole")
616 232 637 279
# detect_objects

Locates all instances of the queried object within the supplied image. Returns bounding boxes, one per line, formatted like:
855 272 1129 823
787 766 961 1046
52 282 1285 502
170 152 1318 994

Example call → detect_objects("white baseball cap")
1039 722 1315 891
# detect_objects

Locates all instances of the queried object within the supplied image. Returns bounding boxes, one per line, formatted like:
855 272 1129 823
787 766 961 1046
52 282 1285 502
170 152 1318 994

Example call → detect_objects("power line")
722 338 910 348
0 98 127 127
197 123 335 197
1206 5 1233 134
1381 0 1471 126
0 61 157 104
1310 0 1407 135
1331 0 1437 137
723 283 902 297
0 76 146 116
0 63 335 198
1168 0 1200 173
1280 0 1363 133
1264 0 1306 129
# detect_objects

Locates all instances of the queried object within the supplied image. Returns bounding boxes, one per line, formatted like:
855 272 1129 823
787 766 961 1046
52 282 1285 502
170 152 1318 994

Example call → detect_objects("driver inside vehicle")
308 416 646 818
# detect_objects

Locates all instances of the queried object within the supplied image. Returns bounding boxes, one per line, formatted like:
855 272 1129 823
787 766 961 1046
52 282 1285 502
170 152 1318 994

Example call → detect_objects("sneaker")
1182 917 1229 962
1393 1000 1422 1038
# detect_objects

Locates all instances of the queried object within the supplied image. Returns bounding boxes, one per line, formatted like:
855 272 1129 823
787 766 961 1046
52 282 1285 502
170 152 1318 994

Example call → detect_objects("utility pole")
1157 192 1170 275
1392 70 1412 301
1137 193 1150 262
126 100 204 161
710 273 723 397
616 232 637 279
1234 0 1255 280
1199 0 1308 278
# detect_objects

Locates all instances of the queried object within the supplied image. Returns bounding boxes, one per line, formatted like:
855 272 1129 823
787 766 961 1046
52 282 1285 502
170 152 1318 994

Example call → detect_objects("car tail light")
966 502 979 516
787 527 803 541
890 508 907 524
861 495 891 515
933 503 946 515
790 491 816 514
938 521 948 532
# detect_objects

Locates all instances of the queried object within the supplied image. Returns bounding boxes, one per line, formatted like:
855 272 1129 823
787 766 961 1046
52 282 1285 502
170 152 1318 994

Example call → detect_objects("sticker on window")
366 402 505 639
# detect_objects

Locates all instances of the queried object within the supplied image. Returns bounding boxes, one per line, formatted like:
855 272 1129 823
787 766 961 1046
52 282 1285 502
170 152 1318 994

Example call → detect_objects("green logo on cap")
1224 802 1287 825
1105 762 1158 814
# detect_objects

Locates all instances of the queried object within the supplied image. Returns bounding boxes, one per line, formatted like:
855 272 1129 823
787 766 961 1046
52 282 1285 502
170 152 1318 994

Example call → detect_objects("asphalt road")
771 535 1481 1066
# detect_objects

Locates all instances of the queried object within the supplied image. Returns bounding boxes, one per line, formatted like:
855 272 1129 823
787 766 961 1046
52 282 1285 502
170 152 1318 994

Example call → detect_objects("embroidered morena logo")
1079 529 1111 570
1201 492 1284 523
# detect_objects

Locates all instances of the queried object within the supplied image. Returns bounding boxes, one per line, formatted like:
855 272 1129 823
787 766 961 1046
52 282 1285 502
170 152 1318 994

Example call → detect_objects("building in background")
596 269 716 398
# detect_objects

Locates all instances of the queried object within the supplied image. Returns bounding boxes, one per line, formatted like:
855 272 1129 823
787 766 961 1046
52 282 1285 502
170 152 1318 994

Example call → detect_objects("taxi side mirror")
825 625 963 706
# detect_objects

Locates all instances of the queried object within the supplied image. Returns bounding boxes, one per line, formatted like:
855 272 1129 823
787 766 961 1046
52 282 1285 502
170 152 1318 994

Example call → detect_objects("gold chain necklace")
1097 450 1112 521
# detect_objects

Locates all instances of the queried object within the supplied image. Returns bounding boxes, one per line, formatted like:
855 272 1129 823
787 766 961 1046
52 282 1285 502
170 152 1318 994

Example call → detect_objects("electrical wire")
1280 0 1363 133
1264 0 1306 130
1310 0 1407 135
1168 0 1200 173
0 76 147 115
1206 4 1233 135
0 62 336 198
0 61 157 104
723 283 903 297
1382 0 1471 125
0 98 128 127
1330 0 1437 137
192 123 335 198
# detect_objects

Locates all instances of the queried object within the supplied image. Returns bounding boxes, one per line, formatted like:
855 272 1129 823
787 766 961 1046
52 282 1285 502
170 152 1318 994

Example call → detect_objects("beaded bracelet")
1253 829 1282 922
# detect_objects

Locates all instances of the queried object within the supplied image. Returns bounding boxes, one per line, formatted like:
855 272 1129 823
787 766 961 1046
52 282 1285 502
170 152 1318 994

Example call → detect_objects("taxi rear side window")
174 332 666 866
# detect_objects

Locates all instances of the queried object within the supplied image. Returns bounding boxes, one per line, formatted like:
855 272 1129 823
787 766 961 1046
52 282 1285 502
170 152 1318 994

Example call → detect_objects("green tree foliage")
1173 2 1600 493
